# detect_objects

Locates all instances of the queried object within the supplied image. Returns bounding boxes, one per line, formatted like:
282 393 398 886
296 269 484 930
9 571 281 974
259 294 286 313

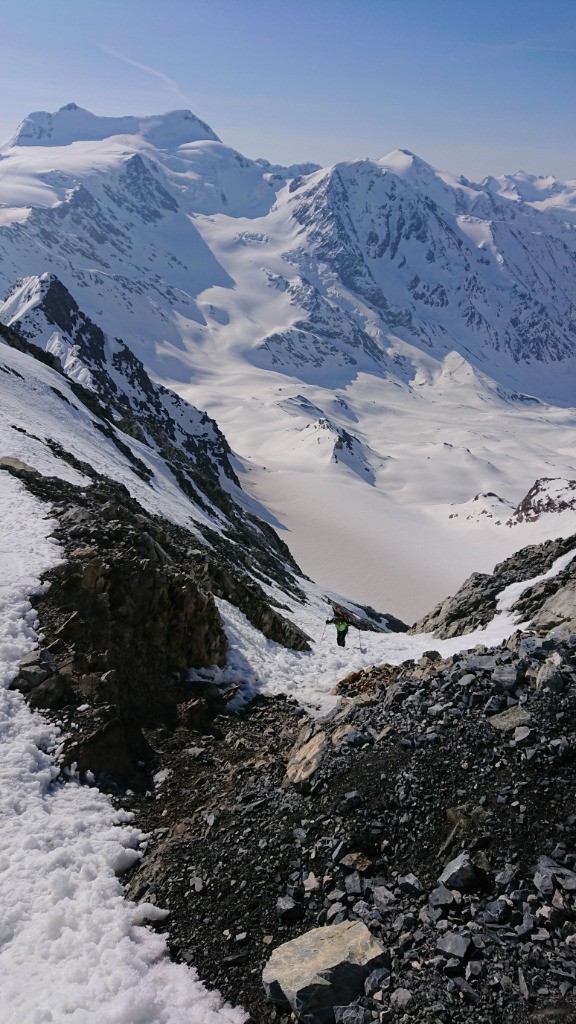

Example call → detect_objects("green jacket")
327 618 349 632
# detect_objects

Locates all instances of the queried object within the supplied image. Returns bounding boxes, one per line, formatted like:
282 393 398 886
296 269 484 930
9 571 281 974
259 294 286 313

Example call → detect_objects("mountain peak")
0 273 57 325
5 104 220 150
377 148 437 177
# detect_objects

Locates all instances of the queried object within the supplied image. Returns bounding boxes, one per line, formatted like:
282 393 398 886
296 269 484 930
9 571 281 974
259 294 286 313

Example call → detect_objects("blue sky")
2 0 575 179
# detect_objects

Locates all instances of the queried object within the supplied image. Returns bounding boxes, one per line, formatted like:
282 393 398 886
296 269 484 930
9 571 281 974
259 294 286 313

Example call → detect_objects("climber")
326 606 350 647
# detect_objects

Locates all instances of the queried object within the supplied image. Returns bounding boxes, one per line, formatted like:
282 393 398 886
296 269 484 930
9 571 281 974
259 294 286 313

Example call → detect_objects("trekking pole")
357 627 362 655
320 623 327 643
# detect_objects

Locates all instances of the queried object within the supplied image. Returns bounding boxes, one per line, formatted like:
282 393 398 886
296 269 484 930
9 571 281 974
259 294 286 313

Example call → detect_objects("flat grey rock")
262 920 389 1023
487 706 532 731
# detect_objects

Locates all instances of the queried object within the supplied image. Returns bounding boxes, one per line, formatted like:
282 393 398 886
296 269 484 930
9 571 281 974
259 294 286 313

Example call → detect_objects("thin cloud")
101 46 186 100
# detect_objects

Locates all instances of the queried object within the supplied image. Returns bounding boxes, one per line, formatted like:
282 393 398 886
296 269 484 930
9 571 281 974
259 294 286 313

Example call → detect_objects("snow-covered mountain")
1 103 576 617
2 103 576 1024
0 300 323 654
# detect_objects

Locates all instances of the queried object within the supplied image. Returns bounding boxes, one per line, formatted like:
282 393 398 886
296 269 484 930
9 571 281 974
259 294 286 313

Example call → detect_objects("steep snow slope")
0 329 223 534
1 105 576 618
0 309 313 640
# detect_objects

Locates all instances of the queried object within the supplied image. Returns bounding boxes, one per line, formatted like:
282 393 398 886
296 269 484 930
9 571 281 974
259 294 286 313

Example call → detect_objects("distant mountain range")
1 103 575 617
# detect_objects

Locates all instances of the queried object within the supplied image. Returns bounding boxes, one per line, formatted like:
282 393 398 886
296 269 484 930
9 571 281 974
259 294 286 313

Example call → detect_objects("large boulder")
262 920 389 1023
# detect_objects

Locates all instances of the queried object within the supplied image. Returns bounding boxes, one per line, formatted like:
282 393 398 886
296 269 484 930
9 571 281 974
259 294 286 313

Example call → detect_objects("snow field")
185 350 576 620
0 473 245 1024
174 207 576 620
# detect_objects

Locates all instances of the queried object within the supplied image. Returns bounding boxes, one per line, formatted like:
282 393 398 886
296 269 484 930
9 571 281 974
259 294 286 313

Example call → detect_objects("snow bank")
0 472 246 1024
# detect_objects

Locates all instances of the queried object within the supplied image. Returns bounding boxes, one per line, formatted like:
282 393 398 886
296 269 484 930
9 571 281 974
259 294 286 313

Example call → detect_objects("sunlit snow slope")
2 104 576 619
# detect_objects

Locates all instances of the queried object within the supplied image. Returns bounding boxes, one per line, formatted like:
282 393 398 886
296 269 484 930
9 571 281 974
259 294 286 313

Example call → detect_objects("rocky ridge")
512 479 576 525
2 274 243 503
114 549 576 1024
1 451 311 792
0 308 311 606
410 535 576 639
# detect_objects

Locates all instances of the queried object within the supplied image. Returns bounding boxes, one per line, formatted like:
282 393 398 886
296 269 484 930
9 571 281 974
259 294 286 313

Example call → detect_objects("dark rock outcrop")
511 478 576 523
3 458 310 789
410 535 576 638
